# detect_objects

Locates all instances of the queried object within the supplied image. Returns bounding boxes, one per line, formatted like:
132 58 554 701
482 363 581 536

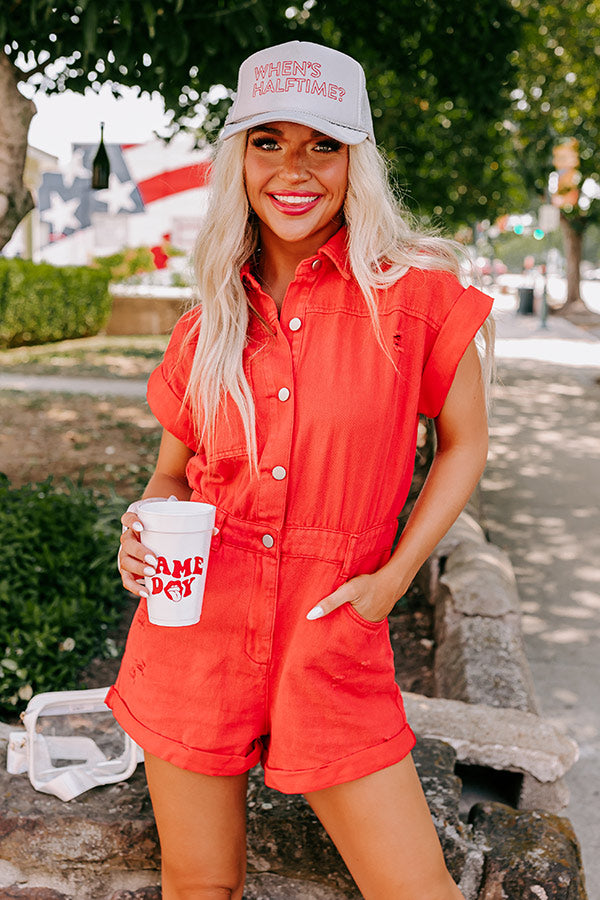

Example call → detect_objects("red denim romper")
106 227 493 794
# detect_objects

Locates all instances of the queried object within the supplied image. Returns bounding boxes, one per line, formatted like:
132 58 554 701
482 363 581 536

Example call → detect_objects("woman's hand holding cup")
118 505 162 599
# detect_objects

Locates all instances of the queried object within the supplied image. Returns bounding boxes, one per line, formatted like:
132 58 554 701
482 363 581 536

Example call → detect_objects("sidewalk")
0 372 147 396
484 293 600 896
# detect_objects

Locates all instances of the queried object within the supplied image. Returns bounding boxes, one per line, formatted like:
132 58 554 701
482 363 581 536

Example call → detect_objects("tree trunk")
559 213 583 309
0 52 36 252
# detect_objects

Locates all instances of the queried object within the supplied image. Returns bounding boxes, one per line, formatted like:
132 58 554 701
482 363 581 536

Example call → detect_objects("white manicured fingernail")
144 554 158 567
140 590 149 599
143 566 156 577
306 606 324 620
132 522 144 532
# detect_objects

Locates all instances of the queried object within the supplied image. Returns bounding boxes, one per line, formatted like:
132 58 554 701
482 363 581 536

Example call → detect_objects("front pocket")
343 602 388 630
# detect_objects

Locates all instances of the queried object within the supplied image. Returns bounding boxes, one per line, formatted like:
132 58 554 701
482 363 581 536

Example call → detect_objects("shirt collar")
240 260 261 293
318 225 352 280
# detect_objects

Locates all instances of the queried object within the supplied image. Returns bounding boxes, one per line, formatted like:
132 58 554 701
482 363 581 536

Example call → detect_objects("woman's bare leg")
305 754 465 900
144 752 248 900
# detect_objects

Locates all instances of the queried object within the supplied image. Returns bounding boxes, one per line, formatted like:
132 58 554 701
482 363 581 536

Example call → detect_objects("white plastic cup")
137 500 216 627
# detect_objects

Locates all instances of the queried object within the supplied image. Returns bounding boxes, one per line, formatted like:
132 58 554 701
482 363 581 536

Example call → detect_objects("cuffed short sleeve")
146 309 201 450
418 283 493 419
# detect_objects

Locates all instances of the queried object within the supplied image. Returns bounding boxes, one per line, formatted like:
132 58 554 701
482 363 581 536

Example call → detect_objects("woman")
109 40 493 900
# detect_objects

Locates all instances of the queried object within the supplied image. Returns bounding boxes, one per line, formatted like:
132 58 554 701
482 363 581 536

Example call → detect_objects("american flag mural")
34 135 212 263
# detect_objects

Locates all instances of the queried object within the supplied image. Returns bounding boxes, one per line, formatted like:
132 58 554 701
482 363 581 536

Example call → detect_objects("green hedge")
0 258 112 348
0 475 127 716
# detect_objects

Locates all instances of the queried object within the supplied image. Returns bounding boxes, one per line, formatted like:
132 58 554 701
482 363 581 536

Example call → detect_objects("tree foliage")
508 0 600 228
504 0 600 302
1 0 525 233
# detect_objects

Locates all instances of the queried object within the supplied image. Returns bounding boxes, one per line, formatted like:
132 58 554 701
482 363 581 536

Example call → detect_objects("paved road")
485 301 600 895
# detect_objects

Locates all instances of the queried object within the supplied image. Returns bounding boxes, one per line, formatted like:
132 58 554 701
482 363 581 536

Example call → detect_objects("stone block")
0 766 160 873
244 769 354 894
434 613 539 713
0 890 70 899
519 772 572 814
433 511 487 560
109 892 161 900
243 874 358 899
430 513 542 717
404 693 578 788
470 802 587 899
107 877 360 900
440 542 521 618
0 765 159 900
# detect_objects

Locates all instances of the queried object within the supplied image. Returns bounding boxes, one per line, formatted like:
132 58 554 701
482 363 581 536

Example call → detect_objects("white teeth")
273 194 319 204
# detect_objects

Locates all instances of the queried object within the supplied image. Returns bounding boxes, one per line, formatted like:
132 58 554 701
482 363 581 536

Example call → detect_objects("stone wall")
104 288 190 337
427 511 578 814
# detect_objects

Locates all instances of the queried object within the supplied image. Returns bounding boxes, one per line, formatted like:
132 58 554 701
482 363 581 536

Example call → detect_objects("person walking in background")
110 40 493 900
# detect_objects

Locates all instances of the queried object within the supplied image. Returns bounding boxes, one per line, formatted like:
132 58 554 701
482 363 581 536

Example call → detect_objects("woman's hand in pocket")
306 568 403 624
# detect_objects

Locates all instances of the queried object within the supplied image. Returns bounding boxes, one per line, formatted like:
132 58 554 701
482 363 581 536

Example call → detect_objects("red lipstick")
268 190 322 216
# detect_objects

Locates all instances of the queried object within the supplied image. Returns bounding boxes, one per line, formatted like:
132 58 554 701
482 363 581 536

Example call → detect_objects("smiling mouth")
272 193 320 204
268 193 322 215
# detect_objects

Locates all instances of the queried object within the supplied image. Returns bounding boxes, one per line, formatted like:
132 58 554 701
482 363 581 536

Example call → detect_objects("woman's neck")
256 255 299 311
256 223 340 311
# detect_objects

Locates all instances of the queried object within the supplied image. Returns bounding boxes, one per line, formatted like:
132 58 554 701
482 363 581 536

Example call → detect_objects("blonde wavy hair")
185 133 494 469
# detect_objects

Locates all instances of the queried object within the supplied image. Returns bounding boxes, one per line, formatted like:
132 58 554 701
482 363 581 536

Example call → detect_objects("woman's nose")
280 150 310 182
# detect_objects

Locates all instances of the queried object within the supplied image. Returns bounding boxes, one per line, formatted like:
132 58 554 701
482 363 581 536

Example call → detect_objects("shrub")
91 242 185 283
91 246 156 282
0 258 111 348
0 475 128 716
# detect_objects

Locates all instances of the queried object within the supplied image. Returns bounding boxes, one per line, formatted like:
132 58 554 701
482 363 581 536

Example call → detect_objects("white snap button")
288 317 302 331
311 259 322 271
278 387 290 402
271 466 287 480
262 534 274 549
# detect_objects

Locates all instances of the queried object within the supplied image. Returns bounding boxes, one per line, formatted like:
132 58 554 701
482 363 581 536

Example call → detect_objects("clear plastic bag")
6 687 142 801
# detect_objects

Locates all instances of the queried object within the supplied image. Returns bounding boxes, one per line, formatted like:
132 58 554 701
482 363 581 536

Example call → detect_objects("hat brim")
221 109 372 145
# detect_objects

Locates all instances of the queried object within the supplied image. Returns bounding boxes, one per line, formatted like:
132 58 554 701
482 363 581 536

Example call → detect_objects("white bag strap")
35 765 102 802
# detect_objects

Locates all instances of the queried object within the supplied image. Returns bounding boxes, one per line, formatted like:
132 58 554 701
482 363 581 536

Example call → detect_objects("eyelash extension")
249 135 342 152
317 139 342 151
250 136 278 148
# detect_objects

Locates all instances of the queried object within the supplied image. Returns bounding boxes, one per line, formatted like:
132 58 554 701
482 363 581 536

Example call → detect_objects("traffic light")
513 223 524 235
533 228 545 240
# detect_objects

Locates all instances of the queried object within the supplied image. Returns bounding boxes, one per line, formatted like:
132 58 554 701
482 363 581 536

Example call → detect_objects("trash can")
517 287 535 315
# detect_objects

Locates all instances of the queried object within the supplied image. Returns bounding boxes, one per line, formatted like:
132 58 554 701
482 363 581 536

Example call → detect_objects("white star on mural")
59 148 89 188
95 173 138 216
40 192 82 234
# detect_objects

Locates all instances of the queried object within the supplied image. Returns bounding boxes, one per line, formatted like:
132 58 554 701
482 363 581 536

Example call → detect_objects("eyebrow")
248 125 331 139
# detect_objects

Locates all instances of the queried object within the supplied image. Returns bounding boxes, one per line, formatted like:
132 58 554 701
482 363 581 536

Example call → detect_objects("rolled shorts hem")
105 686 262 776
263 723 417 794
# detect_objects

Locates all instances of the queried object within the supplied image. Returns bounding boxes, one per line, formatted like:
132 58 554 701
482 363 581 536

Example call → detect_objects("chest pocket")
204 336 268 466
205 406 247 462
200 394 251 490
